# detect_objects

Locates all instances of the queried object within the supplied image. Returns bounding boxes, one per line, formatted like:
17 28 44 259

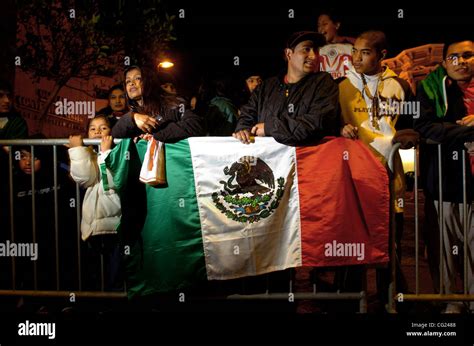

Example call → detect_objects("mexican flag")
106 137 390 297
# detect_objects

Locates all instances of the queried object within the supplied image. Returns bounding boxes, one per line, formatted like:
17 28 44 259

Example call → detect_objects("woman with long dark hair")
111 65 204 141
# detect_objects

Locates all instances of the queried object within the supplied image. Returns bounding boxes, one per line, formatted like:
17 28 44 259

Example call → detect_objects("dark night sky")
160 0 472 96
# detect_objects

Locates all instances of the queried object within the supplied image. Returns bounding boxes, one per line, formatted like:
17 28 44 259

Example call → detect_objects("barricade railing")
0 138 126 300
392 140 474 312
0 138 402 313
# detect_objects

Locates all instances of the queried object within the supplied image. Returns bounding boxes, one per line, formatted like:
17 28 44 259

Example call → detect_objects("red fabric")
460 80 474 174
460 80 474 115
297 137 390 266
470 155 474 176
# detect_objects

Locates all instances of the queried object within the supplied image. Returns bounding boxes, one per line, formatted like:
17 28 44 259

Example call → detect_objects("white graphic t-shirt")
319 43 353 79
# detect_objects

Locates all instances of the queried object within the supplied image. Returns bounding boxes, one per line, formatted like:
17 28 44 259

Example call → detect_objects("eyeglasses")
446 52 474 64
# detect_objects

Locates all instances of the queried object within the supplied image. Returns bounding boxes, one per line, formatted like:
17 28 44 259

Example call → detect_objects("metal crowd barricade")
0 138 126 300
1 138 405 313
392 140 474 312
386 142 402 313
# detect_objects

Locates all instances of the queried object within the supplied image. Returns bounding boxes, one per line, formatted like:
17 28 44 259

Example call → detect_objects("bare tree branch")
64 83 96 98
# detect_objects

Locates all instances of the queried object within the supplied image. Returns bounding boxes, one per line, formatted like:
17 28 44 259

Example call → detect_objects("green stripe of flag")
109 139 207 298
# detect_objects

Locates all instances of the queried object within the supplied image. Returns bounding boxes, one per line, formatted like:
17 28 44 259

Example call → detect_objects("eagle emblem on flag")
212 156 285 223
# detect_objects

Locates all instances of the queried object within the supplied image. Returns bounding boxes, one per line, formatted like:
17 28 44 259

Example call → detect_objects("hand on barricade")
67 135 84 148
100 135 113 152
232 129 255 144
464 142 474 155
250 123 265 137
392 129 420 149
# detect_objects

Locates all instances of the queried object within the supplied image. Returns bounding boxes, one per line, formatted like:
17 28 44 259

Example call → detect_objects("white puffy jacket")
68 146 121 241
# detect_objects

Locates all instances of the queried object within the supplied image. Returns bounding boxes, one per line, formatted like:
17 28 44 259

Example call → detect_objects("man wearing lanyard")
338 30 414 307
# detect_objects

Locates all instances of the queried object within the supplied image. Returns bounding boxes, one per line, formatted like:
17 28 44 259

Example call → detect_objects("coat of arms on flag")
212 156 285 223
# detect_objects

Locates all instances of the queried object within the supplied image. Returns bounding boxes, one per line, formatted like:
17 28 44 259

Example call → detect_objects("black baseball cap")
286 31 326 49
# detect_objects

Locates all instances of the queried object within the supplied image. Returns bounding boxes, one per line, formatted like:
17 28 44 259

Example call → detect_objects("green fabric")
210 96 238 125
420 65 448 118
104 139 136 193
107 138 206 298
99 162 109 191
104 138 140 233
206 96 238 136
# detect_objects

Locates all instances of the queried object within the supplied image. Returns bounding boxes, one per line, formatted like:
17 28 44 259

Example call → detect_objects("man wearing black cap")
233 31 339 146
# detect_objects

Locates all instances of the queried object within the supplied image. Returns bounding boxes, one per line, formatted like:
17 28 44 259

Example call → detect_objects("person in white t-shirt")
317 10 355 79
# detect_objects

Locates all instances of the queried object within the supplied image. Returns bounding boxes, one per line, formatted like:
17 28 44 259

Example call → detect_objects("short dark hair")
442 38 473 59
318 9 342 24
358 30 388 56
108 84 124 96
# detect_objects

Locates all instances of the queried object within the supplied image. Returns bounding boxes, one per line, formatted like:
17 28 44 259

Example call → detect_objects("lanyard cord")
361 73 382 130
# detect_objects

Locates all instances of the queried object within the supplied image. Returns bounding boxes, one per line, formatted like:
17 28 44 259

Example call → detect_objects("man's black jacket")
235 72 340 146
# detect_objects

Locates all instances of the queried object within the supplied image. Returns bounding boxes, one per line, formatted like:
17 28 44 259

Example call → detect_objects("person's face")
317 14 339 44
125 68 143 100
0 89 12 113
88 117 111 139
352 38 385 75
109 89 126 112
286 40 319 76
160 82 176 95
442 41 474 82
19 150 41 175
246 76 263 92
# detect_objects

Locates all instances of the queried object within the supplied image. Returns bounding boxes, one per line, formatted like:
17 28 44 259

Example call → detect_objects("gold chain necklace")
361 74 382 131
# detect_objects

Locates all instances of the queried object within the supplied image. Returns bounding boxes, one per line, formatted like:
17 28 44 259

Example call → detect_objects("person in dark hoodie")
202 75 240 136
0 79 28 213
12 135 77 293
233 31 339 146
111 65 204 141
0 80 28 291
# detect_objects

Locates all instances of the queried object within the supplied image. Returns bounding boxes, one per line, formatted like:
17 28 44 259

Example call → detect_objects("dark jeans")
82 234 123 291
